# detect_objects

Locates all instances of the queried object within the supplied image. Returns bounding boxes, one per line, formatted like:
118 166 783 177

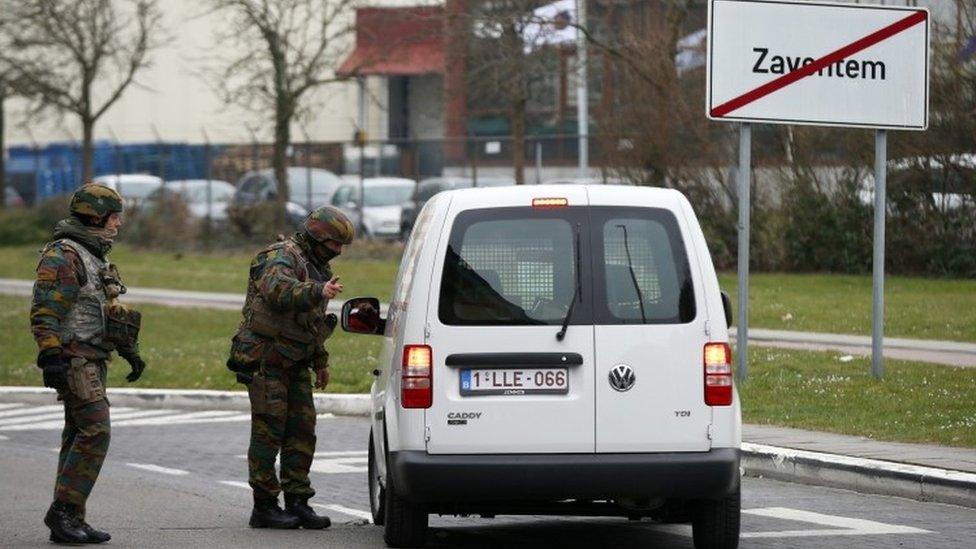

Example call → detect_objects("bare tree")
207 0 358 207
0 0 162 184
461 1 562 185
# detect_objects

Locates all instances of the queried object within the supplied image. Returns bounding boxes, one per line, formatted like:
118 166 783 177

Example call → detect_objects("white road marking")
652 507 932 540
741 507 931 538
317 413 335 419
127 463 190 476
310 456 368 474
0 405 62 418
112 410 250 427
313 503 372 522
0 407 133 427
0 403 26 411
220 480 251 490
313 450 368 458
0 407 157 431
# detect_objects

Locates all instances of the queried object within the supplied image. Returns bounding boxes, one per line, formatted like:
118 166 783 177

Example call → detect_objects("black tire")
692 487 740 549
382 455 428 548
368 430 386 526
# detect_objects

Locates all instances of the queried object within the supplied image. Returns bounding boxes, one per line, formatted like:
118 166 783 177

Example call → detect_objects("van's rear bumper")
389 448 740 503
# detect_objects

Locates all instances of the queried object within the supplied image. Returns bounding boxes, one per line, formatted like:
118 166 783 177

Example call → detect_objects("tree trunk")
81 117 94 185
511 97 526 185
0 85 5 209
273 111 291 197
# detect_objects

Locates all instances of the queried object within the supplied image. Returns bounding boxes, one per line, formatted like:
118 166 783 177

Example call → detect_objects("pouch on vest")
66 358 105 406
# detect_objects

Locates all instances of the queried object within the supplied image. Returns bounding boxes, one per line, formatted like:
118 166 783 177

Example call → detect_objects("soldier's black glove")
37 351 68 391
235 372 254 385
121 353 146 383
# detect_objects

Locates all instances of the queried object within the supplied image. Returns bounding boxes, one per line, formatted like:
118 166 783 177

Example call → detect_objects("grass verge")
741 346 976 448
2 292 974 448
2 245 975 342
0 295 377 393
719 272 976 342
0 244 398 302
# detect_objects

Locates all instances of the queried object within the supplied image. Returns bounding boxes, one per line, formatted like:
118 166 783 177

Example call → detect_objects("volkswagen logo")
609 364 636 392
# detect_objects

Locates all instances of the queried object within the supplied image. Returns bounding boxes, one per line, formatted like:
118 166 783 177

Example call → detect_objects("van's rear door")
588 189 712 452
425 188 595 454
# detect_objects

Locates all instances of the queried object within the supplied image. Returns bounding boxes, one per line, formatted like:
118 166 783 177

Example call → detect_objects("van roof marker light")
532 197 569 208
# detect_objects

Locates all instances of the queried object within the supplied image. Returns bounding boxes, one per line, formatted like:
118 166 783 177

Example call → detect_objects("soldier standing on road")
30 184 147 544
227 206 354 530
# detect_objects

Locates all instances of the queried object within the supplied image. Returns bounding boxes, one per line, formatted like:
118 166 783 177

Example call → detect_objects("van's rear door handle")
445 353 583 368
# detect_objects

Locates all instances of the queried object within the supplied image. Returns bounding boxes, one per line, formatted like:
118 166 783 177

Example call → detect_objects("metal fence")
1 133 621 207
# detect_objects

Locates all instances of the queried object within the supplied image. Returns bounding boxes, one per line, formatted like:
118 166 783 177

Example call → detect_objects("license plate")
459 368 569 396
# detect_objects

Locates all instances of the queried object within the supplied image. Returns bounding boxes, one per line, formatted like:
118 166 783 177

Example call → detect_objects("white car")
331 177 416 239
92 174 164 207
151 179 236 221
341 185 741 548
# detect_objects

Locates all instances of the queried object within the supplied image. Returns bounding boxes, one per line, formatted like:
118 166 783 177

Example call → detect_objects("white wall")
3 0 437 147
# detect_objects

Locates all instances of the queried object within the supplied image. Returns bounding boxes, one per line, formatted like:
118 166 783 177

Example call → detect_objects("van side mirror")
721 291 733 327
341 297 386 335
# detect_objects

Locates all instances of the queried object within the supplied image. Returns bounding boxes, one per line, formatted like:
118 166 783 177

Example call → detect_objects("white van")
342 185 741 549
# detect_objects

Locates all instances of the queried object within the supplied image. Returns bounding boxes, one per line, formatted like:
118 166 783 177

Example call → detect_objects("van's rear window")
438 206 694 326
439 209 582 325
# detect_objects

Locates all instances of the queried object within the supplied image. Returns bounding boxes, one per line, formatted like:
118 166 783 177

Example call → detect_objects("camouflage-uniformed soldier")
30 184 147 545
227 205 354 530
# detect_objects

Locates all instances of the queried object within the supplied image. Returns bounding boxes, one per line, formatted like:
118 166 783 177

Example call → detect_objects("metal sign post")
737 123 751 382
872 130 887 378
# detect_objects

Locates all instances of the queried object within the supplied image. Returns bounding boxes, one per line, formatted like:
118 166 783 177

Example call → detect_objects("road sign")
707 0 929 130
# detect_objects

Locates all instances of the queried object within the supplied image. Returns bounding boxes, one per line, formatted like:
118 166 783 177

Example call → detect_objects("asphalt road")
1 402 974 548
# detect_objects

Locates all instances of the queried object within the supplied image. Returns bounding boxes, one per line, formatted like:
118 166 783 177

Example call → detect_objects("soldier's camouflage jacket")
230 236 335 371
31 233 114 361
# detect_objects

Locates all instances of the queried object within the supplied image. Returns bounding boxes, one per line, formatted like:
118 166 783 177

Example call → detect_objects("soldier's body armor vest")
240 239 333 362
50 239 110 349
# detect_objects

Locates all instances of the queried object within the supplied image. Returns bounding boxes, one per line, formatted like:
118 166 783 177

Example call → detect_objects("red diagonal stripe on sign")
710 10 927 118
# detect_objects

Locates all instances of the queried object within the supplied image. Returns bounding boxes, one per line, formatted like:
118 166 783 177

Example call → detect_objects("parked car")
228 167 343 228
4 186 26 208
92 174 164 207
541 176 633 185
331 177 416 239
342 185 740 548
401 176 515 237
146 179 236 221
859 155 976 212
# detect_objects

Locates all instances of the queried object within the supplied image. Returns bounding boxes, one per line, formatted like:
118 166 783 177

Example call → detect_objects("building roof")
338 6 445 77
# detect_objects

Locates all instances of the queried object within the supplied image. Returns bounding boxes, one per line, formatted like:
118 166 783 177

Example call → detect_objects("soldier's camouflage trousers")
54 360 110 518
247 361 317 501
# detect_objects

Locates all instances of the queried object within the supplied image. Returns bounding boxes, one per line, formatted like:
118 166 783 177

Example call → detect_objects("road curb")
741 442 976 509
0 386 372 416
3 386 973 509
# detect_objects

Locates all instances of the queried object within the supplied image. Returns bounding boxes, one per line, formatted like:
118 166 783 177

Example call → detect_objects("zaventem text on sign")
752 48 886 80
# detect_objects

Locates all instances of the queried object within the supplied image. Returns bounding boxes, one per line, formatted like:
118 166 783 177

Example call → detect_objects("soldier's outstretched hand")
323 276 343 300
315 367 330 389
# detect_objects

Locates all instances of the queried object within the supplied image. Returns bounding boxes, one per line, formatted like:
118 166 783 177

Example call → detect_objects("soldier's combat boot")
76 521 111 544
44 501 87 544
284 494 332 530
249 496 301 529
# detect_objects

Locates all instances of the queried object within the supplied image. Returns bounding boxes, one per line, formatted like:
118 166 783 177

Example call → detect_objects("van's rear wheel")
691 487 740 549
382 454 428 547
368 430 385 526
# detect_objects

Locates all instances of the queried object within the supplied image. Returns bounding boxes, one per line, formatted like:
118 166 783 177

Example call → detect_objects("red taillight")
704 342 733 406
401 345 432 408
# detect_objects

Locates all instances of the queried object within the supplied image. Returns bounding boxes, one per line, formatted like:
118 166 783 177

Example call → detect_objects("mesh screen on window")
441 218 575 325
602 218 681 321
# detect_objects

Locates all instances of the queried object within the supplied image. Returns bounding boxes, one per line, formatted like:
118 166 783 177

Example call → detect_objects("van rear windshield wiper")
556 223 583 341
617 224 647 324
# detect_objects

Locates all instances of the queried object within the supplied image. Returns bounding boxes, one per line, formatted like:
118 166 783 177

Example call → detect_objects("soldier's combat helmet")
70 184 124 222
303 206 355 245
